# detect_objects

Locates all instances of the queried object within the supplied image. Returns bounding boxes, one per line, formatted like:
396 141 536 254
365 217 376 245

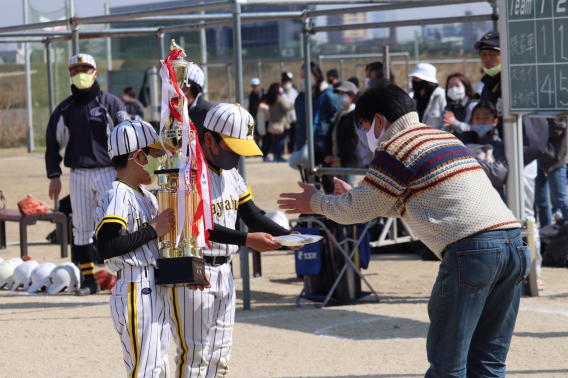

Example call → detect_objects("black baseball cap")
474 31 500 51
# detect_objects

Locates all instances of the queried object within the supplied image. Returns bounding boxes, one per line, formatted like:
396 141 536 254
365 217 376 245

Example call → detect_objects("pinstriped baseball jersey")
95 180 160 272
205 164 251 257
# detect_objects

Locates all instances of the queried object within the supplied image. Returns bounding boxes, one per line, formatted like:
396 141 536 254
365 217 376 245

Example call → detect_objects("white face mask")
366 116 387 153
283 83 292 90
447 86 466 101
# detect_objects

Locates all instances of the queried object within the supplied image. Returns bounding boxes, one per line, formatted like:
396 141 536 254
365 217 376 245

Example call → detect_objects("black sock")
76 243 96 282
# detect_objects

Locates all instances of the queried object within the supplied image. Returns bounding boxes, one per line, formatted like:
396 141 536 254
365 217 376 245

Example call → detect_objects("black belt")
116 266 152 280
204 255 229 266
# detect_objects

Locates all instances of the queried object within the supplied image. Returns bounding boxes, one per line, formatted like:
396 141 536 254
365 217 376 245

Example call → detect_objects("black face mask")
209 140 241 170
412 80 427 93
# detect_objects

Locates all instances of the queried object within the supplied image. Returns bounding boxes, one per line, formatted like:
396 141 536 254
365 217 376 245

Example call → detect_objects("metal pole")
46 42 54 113
497 0 522 218
231 0 250 312
148 66 160 125
199 6 208 100
414 30 419 62
226 65 232 102
462 60 467 76
23 0 34 153
66 0 71 61
318 55 322 70
46 40 59 240
405 53 410 91
158 32 165 61
280 61 285 77
492 0 499 31
70 0 79 56
54 41 59 105
105 3 112 75
339 59 344 81
257 60 262 90
382 45 389 81
303 17 315 181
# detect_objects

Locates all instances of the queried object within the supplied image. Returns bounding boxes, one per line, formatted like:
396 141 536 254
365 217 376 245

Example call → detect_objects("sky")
0 0 493 43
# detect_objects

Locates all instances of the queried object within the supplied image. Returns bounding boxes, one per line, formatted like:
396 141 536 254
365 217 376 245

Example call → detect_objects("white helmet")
8 257 24 267
11 260 39 291
48 263 80 294
0 261 17 289
28 263 57 293
265 211 290 230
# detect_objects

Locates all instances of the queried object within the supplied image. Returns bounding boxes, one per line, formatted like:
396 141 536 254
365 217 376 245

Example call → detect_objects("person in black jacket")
324 81 361 186
535 117 568 227
45 54 127 295
458 102 507 199
182 64 214 133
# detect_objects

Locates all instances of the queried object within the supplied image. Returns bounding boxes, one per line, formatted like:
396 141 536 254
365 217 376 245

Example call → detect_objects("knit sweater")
310 112 520 258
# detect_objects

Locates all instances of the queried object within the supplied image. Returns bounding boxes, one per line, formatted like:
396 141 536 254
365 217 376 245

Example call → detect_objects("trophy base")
156 257 208 287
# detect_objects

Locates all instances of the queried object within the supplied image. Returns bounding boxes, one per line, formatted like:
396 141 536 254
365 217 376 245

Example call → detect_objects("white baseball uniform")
71 166 115 245
169 165 250 378
95 180 170 378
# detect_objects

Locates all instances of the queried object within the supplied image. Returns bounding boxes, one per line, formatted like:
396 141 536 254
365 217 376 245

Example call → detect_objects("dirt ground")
1 147 568 378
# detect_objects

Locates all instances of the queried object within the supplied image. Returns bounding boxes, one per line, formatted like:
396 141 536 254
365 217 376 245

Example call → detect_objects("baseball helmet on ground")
48 263 80 294
11 260 39 291
0 261 17 289
28 263 57 293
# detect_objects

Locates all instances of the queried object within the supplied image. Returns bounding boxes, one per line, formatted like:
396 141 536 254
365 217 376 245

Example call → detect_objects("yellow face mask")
72 71 96 90
482 64 501 77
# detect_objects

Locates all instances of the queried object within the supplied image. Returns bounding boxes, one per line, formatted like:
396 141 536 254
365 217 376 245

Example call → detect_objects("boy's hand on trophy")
49 177 62 201
187 273 212 291
150 209 175 237
246 232 282 252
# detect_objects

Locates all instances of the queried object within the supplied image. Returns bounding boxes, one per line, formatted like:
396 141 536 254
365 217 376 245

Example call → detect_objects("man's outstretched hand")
278 182 318 215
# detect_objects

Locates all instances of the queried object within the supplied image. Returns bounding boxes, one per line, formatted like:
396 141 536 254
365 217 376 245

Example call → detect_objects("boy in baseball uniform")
170 103 295 378
94 120 175 378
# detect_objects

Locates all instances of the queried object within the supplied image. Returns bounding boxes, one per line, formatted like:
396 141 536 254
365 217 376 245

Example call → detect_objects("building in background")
110 0 309 62
326 12 368 44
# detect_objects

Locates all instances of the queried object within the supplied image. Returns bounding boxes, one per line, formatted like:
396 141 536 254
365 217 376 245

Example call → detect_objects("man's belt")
204 255 229 266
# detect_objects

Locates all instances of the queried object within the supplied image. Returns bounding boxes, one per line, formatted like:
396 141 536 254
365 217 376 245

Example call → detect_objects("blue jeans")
535 164 568 227
271 133 286 160
426 229 530 378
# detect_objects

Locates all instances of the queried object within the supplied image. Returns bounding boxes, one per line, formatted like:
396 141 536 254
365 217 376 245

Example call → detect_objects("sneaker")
75 279 101 296
537 279 544 291
274 157 287 163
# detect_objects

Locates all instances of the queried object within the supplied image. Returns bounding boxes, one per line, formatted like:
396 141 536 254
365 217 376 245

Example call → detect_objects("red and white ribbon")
159 51 213 249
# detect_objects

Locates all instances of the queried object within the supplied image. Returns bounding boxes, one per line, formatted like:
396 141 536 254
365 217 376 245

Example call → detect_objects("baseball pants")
110 267 171 378
169 262 235 378
70 167 115 246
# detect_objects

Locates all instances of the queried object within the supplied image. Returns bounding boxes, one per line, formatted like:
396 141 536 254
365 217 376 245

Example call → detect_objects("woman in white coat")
409 63 446 128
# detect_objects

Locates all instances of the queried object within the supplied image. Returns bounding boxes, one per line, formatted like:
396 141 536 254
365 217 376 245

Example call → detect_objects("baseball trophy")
154 39 213 287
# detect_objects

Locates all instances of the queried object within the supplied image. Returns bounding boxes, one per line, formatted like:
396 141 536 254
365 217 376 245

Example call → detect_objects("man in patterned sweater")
279 81 529 377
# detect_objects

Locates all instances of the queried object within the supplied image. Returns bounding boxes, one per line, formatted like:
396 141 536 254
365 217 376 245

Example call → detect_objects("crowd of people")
251 30 567 291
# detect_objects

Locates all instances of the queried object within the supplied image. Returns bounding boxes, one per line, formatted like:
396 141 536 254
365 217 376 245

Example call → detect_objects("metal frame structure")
291 217 380 308
0 0 508 308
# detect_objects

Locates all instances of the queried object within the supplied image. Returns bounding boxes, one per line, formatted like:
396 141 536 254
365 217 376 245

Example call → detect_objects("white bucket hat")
0 261 17 289
48 263 80 294
265 211 290 230
409 63 438 84
11 260 39 291
28 263 57 293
